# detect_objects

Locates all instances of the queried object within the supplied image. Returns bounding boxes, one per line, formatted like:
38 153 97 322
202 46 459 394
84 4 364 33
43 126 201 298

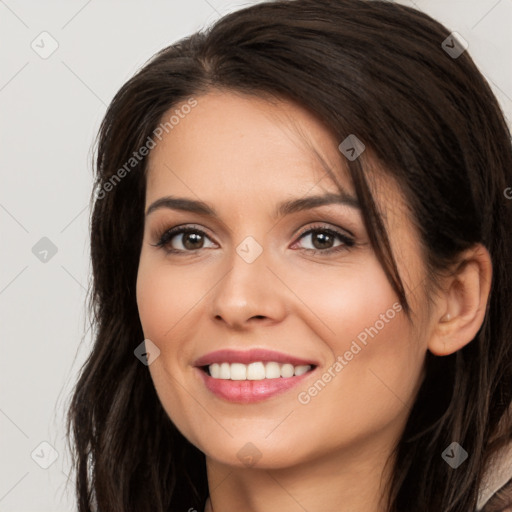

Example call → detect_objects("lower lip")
196 367 315 403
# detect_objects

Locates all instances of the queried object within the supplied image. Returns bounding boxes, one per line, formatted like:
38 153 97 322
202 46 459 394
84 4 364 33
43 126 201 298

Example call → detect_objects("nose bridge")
210 231 286 325
221 232 270 300
235 234 265 266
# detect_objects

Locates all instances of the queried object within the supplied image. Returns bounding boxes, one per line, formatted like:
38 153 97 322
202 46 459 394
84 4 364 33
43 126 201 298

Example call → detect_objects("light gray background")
1 1 511 510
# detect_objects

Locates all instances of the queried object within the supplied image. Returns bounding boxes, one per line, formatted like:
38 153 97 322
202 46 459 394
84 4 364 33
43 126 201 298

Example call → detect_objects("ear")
428 244 492 356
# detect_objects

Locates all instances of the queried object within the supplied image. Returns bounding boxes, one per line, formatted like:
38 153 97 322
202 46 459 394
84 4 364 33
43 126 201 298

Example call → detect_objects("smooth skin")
136 90 492 512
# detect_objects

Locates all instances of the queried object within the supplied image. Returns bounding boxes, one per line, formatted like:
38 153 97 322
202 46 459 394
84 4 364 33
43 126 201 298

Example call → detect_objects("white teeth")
294 365 310 376
210 363 220 378
280 363 294 378
247 362 266 380
265 362 281 379
230 363 247 380
219 362 230 379
206 361 313 380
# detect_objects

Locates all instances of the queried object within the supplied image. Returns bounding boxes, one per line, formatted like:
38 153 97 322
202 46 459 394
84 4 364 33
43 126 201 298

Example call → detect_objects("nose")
209 241 288 330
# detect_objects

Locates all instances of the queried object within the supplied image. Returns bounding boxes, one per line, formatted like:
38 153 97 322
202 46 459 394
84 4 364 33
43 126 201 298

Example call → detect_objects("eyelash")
151 223 355 256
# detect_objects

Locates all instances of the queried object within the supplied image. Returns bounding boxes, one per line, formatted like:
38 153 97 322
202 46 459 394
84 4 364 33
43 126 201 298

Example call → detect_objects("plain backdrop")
1 0 511 510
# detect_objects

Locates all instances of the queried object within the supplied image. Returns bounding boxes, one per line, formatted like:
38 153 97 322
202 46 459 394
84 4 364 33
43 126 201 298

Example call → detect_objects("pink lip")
193 348 318 367
193 349 318 404
196 366 316 404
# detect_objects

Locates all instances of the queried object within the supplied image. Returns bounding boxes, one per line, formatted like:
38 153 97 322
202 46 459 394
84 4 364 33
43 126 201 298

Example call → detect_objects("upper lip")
194 348 318 367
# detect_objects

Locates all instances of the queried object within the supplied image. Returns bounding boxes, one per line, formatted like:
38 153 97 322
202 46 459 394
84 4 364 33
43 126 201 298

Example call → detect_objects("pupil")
313 232 332 249
184 232 203 250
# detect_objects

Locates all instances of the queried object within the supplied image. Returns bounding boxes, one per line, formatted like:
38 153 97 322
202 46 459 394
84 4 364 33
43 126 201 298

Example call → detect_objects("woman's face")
136 90 431 470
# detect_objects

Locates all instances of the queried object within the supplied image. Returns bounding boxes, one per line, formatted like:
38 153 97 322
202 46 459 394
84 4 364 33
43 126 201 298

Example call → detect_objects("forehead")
143 90 413 233
145 90 350 199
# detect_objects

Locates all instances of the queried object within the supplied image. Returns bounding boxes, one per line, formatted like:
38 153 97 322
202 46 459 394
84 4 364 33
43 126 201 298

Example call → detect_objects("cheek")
136 254 202 343
135 254 211 444
290 258 423 436
293 326 421 462
290 254 401 345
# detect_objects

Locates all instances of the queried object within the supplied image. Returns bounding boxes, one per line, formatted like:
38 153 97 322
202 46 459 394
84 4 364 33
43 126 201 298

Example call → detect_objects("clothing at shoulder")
479 477 512 511
477 440 512 511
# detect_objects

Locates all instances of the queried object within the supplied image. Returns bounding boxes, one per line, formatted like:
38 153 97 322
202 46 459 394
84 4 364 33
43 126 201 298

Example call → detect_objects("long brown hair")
66 1 512 510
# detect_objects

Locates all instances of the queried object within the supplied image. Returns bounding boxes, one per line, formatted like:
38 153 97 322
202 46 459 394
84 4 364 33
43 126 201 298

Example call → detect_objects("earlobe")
427 244 492 357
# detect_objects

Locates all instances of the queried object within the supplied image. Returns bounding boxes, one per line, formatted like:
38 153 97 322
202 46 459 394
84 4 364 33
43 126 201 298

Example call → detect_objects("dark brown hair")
66 0 512 510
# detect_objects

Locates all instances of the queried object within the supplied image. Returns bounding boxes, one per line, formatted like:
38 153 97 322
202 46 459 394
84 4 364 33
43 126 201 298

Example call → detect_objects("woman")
66 0 512 510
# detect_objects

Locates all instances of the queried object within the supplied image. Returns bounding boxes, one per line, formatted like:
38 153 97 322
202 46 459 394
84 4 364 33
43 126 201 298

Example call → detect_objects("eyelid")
293 222 354 240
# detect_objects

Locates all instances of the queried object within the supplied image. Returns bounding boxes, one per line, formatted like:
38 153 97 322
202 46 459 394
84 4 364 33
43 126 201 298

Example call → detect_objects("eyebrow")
145 191 360 219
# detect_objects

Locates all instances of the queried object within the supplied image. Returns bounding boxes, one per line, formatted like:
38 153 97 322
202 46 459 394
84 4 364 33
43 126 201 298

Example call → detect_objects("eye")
151 223 355 256
293 224 355 255
151 225 216 254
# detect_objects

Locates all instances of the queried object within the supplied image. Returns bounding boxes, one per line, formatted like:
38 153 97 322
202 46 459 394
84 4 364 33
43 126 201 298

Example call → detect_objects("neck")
204 438 396 512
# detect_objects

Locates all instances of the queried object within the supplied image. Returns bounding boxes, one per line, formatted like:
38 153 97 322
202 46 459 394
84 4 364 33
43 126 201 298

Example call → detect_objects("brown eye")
308 231 336 250
153 226 216 254
294 225 355 255
180 231 205 250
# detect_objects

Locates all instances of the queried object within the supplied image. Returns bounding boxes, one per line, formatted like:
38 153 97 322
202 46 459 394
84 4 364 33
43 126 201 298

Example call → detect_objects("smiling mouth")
200 361 316 380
